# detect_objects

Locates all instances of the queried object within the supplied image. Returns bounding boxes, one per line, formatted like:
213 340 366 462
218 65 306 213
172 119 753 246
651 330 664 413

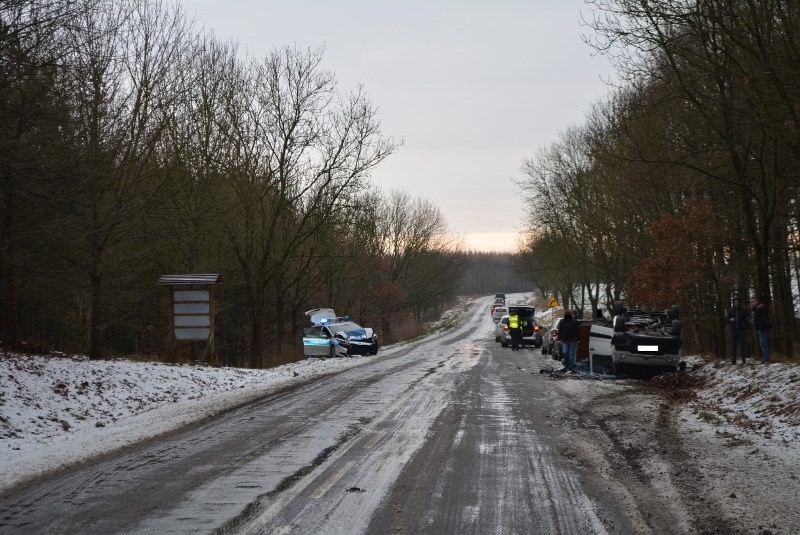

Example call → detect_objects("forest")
5 1 800 365
517 0 800 358
0 0 467 366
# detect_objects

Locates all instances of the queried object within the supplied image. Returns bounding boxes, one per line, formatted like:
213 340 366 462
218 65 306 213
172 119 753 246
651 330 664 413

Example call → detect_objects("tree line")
0 0 462 366
517 0 800 358
457 251 532 297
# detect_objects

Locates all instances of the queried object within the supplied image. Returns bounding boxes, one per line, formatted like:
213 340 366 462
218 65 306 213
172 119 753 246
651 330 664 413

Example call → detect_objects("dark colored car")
611 303 682 373
507 305 542 348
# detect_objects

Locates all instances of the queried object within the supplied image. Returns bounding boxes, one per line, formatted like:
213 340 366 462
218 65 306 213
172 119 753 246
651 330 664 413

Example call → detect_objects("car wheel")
501 340 508 347
671 319 681 336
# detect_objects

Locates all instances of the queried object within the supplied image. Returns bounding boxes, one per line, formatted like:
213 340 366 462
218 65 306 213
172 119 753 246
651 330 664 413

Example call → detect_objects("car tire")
501 340 508 347
671 319 681 336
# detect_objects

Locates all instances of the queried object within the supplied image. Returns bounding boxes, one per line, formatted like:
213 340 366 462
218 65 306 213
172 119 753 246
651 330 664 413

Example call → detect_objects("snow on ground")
0 353 371 493
687 357 800 444
1 320 799 499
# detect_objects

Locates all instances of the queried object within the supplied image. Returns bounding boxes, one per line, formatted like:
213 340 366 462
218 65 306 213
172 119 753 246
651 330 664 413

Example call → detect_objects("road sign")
546 295 559 308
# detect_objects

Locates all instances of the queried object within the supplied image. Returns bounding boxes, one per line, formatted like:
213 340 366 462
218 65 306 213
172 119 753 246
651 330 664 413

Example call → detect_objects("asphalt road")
0 297 733 534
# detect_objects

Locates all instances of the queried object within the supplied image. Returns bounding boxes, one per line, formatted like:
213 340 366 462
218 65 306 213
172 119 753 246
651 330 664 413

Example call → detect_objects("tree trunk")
1 176 18 350
89 270 103 360
252 292 265 368
771 222 794 357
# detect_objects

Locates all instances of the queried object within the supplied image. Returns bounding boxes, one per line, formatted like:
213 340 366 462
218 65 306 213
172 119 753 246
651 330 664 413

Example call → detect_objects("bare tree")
217 46 397 365
42 0 193 359
587 0 799 354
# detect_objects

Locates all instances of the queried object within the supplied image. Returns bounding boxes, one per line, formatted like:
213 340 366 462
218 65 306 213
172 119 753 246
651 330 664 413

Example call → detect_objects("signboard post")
158 274 222 363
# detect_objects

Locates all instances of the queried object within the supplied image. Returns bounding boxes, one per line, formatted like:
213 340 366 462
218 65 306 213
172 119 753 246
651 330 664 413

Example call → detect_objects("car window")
307 326 323 338
501 317 509 325
327 321 360 334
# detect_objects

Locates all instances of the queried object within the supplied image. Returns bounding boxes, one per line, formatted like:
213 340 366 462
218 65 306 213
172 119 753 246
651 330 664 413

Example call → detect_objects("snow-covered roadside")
0 353 380 493
672 359 800 533
682 356 800 444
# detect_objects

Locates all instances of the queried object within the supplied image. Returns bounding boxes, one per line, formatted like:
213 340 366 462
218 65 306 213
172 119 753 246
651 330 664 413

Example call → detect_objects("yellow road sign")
546 295 559 308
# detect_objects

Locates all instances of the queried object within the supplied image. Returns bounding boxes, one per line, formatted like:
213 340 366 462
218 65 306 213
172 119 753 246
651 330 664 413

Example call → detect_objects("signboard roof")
158 274 222 286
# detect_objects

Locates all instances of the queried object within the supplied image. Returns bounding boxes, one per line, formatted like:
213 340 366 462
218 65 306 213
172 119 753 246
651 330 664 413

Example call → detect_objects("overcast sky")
180 0 616 252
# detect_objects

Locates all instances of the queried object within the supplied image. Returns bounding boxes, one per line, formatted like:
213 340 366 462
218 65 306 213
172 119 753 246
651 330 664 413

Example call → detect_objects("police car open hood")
334 326 373 341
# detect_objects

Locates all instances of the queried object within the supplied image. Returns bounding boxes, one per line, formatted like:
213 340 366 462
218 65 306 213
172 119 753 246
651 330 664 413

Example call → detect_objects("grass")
697 410 723 425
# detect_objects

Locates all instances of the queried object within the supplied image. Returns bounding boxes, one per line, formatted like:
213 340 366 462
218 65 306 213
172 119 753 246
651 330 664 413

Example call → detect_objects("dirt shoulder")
550 363 799 535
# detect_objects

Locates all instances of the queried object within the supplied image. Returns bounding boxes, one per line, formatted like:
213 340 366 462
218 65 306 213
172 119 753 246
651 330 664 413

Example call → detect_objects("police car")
302 308 379 358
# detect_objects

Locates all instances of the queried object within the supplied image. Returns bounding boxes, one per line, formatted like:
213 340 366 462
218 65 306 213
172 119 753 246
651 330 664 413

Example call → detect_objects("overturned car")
609 303 683 374
303 308 379 358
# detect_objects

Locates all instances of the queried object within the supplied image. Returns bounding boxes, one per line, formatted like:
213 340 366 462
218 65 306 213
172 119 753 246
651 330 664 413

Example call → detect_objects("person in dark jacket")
726 298 750 364
559 311 580 371
750 296 771 364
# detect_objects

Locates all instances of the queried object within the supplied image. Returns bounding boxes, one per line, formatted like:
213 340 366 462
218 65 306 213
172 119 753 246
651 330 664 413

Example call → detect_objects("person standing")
726 298 750 364
559 311 580 371
751 296 771 364
508 310 522 351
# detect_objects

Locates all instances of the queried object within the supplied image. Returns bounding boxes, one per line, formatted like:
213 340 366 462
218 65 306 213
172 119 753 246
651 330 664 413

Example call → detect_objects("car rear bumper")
612 350 680 368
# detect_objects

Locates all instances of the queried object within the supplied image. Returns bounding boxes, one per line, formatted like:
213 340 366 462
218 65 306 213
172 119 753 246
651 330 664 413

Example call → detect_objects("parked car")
495 315 511 346
302 308 379 358
491 306 507 323
490 297 505 315
541 317 562 358
506 305 542 348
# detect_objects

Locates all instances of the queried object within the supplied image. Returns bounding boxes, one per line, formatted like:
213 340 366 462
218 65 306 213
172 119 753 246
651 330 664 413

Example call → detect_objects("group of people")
507 309 580 373
726 296 772 364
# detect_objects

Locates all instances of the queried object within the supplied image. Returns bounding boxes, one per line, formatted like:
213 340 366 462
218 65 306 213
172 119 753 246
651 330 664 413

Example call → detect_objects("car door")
303 325 325 356
322 326 338 356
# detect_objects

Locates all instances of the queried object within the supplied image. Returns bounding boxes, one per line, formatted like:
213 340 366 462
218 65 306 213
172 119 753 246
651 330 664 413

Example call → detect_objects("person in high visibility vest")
508 311 522 351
